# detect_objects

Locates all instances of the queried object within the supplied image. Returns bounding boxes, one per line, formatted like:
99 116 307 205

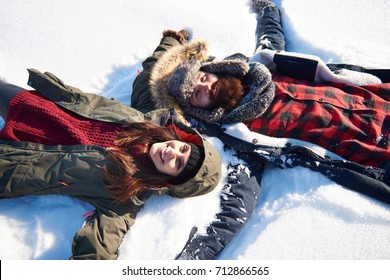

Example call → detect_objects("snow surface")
0 0 389 260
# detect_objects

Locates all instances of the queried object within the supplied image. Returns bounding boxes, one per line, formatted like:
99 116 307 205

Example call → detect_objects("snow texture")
0 0 389 260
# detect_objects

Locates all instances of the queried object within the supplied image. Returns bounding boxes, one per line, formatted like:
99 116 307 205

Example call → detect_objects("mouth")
159 146 168 164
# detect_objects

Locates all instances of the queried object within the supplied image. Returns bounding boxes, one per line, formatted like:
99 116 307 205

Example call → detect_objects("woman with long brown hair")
0 68 221 259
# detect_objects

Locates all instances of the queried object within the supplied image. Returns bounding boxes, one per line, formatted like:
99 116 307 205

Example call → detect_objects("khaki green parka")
0 68 221 260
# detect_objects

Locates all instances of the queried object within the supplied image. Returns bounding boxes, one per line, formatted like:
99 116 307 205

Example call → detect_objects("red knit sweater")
0 90 122 147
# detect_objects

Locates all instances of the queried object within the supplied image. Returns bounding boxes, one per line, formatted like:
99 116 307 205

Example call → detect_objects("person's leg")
252 0 285 51
0 80 26 119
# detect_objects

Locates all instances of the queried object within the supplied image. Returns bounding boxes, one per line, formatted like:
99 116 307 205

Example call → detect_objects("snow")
0 0 389 261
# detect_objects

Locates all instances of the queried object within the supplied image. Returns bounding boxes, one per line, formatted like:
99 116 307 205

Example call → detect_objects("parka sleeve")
175 164 262 260
141 33 185 73
70 208 135 260
131 34 183 113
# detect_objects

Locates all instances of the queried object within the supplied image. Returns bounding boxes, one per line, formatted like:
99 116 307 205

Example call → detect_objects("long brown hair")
103 122 182 204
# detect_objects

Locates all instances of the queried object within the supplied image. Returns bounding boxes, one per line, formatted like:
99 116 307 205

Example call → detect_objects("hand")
178 29 190 41
162 29 189 44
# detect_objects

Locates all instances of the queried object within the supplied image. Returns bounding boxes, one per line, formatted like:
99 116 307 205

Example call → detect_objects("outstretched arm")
131 30 189 113
70 208 136 260
175 164 262 260
140 30 190 74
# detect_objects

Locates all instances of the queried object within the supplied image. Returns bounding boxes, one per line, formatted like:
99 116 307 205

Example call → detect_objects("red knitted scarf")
0 90 122 147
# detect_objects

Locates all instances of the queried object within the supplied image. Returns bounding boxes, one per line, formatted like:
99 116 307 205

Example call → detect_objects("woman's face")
149 140 191 176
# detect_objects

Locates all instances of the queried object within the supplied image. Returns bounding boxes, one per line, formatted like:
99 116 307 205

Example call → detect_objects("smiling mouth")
160 146 168 163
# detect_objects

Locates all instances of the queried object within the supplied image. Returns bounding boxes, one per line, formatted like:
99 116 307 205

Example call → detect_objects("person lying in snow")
166 0 389 169
0 71 222 260
131 0 390 260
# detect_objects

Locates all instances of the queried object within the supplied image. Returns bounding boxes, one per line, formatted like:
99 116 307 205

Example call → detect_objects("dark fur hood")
168 58 275 124
148 39 209 118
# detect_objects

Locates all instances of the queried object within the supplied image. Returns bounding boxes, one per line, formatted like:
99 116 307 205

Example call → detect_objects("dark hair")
103 122 182 203
207 76 245 110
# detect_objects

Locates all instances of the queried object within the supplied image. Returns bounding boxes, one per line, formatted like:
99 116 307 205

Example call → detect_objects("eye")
201 75 206 83
181 145 189 153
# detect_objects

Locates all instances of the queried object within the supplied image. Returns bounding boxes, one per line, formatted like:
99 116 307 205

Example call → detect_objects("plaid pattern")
244 74 390 167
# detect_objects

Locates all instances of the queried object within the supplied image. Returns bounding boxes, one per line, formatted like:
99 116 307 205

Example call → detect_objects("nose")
166 146 180 159
197 84 211 96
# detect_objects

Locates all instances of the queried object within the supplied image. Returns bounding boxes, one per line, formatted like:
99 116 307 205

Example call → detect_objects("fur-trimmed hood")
168 57 276 124
148 39 209 117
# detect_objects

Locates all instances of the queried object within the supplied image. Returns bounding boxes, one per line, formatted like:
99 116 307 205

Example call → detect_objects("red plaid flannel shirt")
244 74 390 168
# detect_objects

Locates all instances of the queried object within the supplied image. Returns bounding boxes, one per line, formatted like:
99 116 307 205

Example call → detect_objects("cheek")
150 155 158 168
149 145 156 159
189 94 198 106
149 145 160 168
155 163 176 176
152 158 171 176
